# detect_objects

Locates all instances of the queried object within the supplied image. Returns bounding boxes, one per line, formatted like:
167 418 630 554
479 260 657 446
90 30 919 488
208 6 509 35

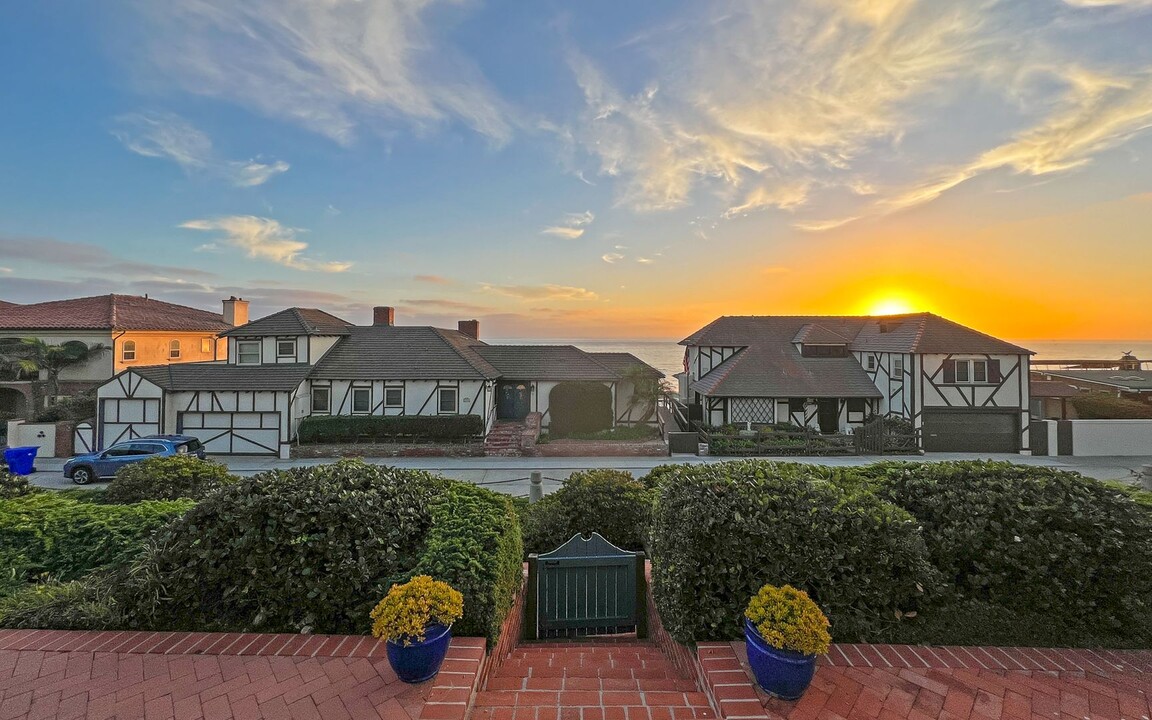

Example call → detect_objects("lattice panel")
730 398 775 424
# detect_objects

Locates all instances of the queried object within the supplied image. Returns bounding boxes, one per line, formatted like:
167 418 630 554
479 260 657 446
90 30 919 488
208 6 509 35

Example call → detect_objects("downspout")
111 331 127 376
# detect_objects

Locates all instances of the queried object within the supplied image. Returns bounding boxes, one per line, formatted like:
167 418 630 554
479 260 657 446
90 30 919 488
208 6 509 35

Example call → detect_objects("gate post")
635 552 648 640
524 554 539 641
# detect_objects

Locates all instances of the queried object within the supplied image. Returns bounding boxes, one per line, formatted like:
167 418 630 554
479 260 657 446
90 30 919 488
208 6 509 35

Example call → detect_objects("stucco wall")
1068 420 1152 456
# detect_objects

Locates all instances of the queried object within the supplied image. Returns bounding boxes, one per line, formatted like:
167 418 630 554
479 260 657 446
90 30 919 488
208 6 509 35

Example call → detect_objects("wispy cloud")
1062 0 1152 7
415 274 452 284
541 211 596 239
480 283 599 300
398 298 494 313
0 235 216 279
179 216 351 272
128 0 510 145
111 111 289 187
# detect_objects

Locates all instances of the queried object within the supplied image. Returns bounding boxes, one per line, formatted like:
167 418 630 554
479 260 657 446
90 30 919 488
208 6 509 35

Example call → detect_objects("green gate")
525 533 647 640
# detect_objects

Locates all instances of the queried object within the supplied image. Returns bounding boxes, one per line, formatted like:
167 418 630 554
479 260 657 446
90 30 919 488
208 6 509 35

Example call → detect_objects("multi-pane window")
201 338 213 353
352 388 372 414
438 388 458 414
122 340 136 361
312 387 331 414
236 341 261 365
384 387 403 408
893 356 904 375
972 360 988 383
277 340 296 359
169 340 181 359
866 356 875 371
943 359 1000 384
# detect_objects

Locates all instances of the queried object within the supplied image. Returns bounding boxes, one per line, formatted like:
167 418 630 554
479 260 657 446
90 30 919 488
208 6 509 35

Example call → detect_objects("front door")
497 382 531 420
817 398 840 434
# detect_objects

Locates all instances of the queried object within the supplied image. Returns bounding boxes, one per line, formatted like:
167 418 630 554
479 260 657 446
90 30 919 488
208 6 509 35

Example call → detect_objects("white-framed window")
866 356 875 371
122 340 136 361
201 338 212 353
944 359 1000 384
384 387 404 408
954 361 970 382
169 340 181 359
311 386 331 414
893 356 904 375
972 359 987 383
352 387 372 414
277 339 297 359
438 387 458 414
236 340 261 365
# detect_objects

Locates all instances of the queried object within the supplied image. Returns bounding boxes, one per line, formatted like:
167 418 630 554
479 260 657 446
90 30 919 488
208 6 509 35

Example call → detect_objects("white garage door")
100 399 161 449
178 411 281 455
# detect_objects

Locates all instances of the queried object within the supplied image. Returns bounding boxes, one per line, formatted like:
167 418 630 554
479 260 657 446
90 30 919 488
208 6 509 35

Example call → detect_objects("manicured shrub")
125 459 438 634
650 460 937 643
522 469 653 554
297 414 484 444
0 576 117 630
0 493 193 583
860 461 1152 630
408 481 523 644
548 382 612 437
106 455 238 504
1069 393 1152 419
0 469 35 500
745 584 831 656
369 575 464 644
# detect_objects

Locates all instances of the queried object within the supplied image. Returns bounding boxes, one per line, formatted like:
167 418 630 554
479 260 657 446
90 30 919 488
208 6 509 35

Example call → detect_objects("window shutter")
942 360 956 384
988 359 1002 384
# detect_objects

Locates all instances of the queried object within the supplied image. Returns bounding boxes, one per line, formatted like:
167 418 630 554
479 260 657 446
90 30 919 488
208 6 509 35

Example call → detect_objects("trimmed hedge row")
858 461 1152 630
106 455 238 504
298 414 485 443
648 461 937 643
548 382 613 437
409 481 523 643
124 460 438 634
0 493 193 584
521 470 653 555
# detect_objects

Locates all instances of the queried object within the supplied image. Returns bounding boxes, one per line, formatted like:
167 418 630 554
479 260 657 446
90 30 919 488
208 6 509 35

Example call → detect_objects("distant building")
1032 367 1152 404
678 313 1032 453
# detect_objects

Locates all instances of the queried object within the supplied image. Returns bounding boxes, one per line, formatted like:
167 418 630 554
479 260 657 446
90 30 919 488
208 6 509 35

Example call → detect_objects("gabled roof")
793 323 850 345
309 326 501 380
0 294 232 332
129 363 313 391
588 352 665 379
1030 380 1080 398
472 346 621 381
690 345 882 398
222 308 353 337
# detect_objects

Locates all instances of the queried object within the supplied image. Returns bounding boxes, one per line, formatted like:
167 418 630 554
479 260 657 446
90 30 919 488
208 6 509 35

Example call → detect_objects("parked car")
63 435 206 485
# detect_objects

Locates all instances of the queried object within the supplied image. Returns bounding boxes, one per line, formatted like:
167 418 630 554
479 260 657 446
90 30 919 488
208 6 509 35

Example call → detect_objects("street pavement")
23 452 1152 498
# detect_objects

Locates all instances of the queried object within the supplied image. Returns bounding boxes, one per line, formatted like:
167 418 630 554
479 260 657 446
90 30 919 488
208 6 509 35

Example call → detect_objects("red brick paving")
472 642 716 720
697 642 1152 720
0 629 485 720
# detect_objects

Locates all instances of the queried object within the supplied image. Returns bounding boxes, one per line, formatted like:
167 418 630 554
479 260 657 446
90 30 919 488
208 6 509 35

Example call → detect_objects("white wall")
1068 420 1152 456
5 421 57 458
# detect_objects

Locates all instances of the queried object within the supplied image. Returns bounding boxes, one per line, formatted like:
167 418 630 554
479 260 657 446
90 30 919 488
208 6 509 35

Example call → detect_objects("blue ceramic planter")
743 618 818 701
386 624 452 684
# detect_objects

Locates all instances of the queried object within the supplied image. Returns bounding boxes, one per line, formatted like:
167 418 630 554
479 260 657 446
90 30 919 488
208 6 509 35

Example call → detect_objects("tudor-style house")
678 313 1032 453
93 306 662 457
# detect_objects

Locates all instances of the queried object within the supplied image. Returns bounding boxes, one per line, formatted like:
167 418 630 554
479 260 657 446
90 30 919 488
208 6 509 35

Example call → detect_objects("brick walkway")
699 642 1152 720
0 628 485 720
472 642 716 720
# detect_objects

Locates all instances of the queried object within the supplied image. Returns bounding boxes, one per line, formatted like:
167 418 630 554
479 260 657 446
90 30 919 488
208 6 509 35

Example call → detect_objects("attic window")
277 339 296 359
801 344 848 358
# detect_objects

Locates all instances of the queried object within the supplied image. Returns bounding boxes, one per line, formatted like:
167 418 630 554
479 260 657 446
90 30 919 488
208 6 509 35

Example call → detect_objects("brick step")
473 689 713 709
472 708 715 720
486 676 699 692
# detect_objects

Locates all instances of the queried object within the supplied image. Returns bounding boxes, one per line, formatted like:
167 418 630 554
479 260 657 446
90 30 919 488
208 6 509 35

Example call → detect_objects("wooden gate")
525 533 647 640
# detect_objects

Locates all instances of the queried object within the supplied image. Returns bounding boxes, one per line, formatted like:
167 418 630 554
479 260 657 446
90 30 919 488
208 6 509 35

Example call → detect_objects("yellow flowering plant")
745 584 831 656
370 575 464 646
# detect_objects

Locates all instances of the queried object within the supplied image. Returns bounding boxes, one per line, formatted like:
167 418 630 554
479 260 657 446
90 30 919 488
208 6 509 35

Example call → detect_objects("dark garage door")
922 410 1019 453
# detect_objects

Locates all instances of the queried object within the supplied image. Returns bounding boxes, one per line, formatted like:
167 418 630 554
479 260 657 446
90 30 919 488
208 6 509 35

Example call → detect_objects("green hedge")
0 577 117 630
408 481 523 644
548 382 613 437
1069 394 1152 419
0 493 193 584
650 461 937 643
106 455 238 504
124 460 438 634
860 461 1152 630
522 470 653 555
297 414 485 443
0 470 35 500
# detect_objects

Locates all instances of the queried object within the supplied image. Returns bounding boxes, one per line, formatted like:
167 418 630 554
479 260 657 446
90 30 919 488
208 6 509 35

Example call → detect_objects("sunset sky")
2 0 1151 340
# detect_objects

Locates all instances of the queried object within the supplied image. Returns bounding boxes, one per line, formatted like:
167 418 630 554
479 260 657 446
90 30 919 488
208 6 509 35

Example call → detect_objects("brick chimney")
222 296 249 327
373 306 395 327
458 320 480 340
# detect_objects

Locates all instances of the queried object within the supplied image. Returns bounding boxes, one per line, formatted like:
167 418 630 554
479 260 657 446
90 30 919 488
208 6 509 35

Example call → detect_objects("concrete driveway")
22 452 1151 498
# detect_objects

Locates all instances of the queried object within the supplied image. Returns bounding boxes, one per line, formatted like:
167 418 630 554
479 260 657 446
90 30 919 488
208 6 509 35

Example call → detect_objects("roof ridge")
579 348 624 379
430 327 499 378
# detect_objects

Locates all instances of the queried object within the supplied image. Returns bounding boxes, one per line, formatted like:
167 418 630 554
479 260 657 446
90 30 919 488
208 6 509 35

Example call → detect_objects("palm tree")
13 338 109 400
622 365 672 425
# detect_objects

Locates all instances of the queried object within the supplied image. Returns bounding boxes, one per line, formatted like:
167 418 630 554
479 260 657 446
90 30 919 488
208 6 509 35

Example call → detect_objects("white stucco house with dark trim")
678 313 1032 453
93 306 662 457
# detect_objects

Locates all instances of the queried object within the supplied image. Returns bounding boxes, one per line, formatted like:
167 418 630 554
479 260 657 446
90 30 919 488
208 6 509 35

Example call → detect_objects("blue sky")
2 0 1152 339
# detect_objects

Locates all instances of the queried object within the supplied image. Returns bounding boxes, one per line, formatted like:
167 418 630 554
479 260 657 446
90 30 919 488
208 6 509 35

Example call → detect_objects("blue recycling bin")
3 446 38 476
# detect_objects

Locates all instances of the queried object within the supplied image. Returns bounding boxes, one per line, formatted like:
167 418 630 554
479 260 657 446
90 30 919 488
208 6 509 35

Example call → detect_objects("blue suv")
64 435 206 485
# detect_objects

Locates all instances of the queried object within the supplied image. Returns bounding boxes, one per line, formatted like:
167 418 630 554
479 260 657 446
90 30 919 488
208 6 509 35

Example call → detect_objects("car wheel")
71 466 95 485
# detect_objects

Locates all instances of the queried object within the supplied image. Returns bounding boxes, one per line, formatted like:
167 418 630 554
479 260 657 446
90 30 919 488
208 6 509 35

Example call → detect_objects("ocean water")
492 338 1152 379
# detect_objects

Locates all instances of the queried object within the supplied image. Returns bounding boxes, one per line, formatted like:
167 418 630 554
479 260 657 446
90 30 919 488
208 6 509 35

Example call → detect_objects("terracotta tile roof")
221 307 353 337
0 300 18 308
0 294 232 332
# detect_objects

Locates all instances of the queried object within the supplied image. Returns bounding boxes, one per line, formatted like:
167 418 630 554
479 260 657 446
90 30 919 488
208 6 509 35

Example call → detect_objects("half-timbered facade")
93 306 662 456
679 313 1032 452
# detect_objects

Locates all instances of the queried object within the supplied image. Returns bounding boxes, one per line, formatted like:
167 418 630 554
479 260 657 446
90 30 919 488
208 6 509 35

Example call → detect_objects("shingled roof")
129 363 313 391
472 346 621 381
0 294 233 332
309 327 501 380
222 308 353 337
690 345 882 398
0 300 18 309
588 352 665 379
